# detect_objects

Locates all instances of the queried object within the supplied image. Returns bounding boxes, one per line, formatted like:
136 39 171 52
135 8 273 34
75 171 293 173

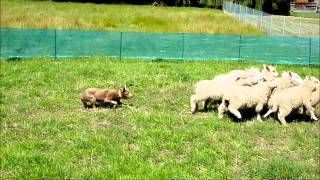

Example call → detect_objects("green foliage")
1 57 319 178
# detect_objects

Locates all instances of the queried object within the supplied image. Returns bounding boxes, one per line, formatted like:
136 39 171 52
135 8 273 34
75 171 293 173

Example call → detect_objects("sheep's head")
258 77 277 89
303 76 320 91
281 71 303 86
262 64 278 81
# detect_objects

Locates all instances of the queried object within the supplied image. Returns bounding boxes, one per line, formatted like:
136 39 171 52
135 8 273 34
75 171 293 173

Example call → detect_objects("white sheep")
191 72 260 114
190 64 278 114
217 78 277 121
311 84 320 108
267 71 304 109
263 76 319 126
297 77 320 116
261 64 278 81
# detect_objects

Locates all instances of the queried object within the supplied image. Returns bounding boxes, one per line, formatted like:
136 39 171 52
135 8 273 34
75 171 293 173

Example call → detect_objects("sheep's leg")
263 105 277 118
228 106 242 119
190 95 199 114
303 101 318 121
298 106 304 114
277 108 290 126
218 101 226 119
203 99 211 112
255 103 264 121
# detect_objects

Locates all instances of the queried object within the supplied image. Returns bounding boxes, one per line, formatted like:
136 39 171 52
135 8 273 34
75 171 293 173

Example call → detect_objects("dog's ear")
122 84 127 92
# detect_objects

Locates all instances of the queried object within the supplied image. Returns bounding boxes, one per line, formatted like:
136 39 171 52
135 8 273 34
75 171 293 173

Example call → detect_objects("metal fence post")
282 16 286 36
309 37 311 66
54 29 57 60
270 15 273 35
245 6 248 23
299 18 302 37
119 32 123 60
260 12 263 31
181 33 185 59
239 4 241 21
238 35 242 59
253 9 255 27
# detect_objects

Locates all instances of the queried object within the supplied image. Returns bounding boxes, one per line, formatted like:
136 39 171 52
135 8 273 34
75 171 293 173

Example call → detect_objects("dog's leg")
86 94 96 109
104 99 118 108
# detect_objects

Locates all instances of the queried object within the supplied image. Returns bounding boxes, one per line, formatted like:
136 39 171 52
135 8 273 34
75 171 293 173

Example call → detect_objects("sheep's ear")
266 65 270 72
288 72 292 77
235 77 241 81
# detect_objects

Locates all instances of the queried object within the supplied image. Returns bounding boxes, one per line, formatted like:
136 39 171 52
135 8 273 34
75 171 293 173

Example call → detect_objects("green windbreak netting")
1 28 319 65
1 28 55 57
56 30 121 57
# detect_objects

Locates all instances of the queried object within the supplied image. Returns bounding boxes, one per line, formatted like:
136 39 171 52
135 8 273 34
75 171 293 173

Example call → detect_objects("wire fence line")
1 28 319 65
223 1 320 37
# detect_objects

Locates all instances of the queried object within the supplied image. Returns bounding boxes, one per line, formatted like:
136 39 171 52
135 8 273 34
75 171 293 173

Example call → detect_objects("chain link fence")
223 1 320 37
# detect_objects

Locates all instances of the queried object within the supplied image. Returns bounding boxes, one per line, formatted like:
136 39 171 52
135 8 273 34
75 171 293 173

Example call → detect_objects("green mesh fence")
1 28 319 65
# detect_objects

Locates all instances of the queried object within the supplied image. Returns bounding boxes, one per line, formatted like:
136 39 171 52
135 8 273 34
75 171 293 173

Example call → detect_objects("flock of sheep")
190 64 320 125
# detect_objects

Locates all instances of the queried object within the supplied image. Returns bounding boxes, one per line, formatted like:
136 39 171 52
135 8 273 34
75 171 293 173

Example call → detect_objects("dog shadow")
83 101 124 109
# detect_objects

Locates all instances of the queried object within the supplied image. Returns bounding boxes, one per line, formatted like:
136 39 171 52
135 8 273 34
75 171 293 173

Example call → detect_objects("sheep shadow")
226 108 260 123
214 107 316 124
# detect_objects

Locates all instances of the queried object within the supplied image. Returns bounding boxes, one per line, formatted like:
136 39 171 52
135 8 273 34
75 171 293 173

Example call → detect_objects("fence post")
181 33 185 59
54 29 57 60
119 32 123 60
309 37 311 66
299 18 302 37
269 15 273 35
238 35 242 59
245 6 248 23
239 4 241 21
282 16 286 36
260 12 263 31
253 9 255 27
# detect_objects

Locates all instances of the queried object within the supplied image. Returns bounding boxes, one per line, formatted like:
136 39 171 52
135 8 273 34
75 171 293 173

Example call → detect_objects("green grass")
0 0 263 35
291 11 320 19
1 57 319 179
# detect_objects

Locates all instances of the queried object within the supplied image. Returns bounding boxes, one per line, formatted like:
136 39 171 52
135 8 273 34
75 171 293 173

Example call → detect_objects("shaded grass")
291 11 320 19
0 0 263 35
0 57 319 178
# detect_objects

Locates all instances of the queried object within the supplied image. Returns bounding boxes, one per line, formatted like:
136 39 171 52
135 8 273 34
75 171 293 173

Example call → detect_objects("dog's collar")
118 90 122 98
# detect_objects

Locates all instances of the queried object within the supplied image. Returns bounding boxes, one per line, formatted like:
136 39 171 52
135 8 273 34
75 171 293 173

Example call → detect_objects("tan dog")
80 85 133 109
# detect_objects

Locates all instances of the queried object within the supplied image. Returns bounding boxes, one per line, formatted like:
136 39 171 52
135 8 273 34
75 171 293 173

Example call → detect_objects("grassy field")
291 11 320 19
1 57 319 179
0 0 264 35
